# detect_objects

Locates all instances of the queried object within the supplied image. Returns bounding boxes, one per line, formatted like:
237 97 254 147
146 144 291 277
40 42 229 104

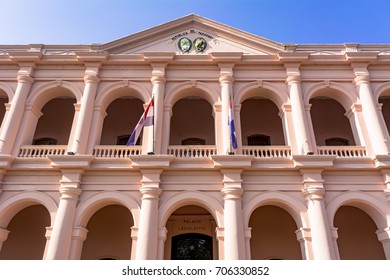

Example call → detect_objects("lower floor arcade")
0 189 388 260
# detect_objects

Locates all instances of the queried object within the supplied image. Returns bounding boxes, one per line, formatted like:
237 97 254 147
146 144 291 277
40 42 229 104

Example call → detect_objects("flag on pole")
127 97 154 146
228 94 238 149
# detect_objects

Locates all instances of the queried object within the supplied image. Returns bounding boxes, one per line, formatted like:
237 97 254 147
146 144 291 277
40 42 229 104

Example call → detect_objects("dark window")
33 137 58 145
171 233 213 260
247 134 271 146
325 137 349 146
181 138 206 145
117 134 140 145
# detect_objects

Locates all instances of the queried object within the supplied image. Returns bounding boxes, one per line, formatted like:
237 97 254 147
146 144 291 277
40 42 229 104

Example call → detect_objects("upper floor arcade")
0 14 390 164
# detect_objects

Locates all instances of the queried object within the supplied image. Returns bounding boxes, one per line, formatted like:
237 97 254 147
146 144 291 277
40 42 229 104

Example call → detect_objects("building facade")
0 14 390 260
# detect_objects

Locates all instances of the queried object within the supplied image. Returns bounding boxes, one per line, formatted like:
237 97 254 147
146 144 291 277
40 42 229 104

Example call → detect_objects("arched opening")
334 206 385 260
33 97 76 145
379 92 390 138
310 97 355 146
100 97 144 145
164 205 218 260
249 205 302 260
0 89 8 130
81 205 134 260
241 98 285 146
0 205 50 260
169 98 215 145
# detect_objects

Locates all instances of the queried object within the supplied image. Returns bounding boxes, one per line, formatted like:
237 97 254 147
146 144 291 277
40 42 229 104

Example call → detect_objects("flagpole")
228 91 235 155
148 94 155 155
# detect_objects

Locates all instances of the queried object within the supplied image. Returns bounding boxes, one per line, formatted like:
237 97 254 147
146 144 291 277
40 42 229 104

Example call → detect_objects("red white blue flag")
228 94 238 149
127 97 154 146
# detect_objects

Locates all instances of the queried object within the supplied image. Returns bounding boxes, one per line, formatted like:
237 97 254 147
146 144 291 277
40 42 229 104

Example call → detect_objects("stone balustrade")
242 146 292 158
316 146 367 157
167 145 217 158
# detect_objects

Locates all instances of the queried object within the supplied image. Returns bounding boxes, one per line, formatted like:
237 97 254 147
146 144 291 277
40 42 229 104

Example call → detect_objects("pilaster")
376 227 390 259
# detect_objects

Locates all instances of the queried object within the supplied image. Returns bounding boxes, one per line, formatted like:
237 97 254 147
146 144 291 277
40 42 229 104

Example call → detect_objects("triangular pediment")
96 14 285 55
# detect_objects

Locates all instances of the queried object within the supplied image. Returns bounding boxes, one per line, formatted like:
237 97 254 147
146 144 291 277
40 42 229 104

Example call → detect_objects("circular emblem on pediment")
193 37 207 53
178 37 192 53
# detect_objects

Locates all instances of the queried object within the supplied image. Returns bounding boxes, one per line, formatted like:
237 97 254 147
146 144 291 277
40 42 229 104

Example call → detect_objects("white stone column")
86 105 107 154
353 64 389 155
0 72 33 154
302 170 334 259
46 171 83 259
135 170 162 260
219 74 234 155
70 67 100 154
68 226 88 260
376 227 390 260
0 227 10 252
285 64 313 155
151 73 166 155
221 169 245 259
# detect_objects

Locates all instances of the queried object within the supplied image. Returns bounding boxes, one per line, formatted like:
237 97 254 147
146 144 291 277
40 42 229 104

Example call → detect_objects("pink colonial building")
0 14 390 260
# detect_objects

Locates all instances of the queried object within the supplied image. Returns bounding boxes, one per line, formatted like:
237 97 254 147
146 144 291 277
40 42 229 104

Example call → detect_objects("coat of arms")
178 37 192 53
193 37 207 53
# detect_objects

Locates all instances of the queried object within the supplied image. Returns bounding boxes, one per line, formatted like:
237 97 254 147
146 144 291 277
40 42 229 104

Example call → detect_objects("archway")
100 97 144 145
81 205 134 260
164 205 218 260
0 205 50 260
240 98 285 146
33 97 76 145
310 97 355 146
334 206 386 260
249 205 302 260
169 97 215 145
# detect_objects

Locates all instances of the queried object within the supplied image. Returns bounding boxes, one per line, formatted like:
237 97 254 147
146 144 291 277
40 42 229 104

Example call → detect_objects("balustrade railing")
93 145 142 158
242 146 292 158
167 145 217 158
316 146 367 157
18 145 67 157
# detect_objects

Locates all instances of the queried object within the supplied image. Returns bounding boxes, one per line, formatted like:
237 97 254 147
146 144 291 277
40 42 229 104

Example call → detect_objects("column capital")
84 74 100 84
286 74 301 85
302 187 325 200
72 226 89 241
17 74 34 84
59 186 82 199
376 227 390 243
140 186 162 200
0 227 10 242
295 227 312 242
151 75 166 85
219 74 234 84
353 74 371 86
221 187 243 200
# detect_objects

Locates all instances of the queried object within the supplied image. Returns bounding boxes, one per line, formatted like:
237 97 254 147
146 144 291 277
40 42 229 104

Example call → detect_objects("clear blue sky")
1 0 389 45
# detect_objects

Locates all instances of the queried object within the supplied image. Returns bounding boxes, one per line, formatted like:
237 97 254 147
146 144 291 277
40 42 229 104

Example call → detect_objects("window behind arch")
247 134 271 146
33 137 58 145
181 138 206 145
325 137 349 146
117 134 140 145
